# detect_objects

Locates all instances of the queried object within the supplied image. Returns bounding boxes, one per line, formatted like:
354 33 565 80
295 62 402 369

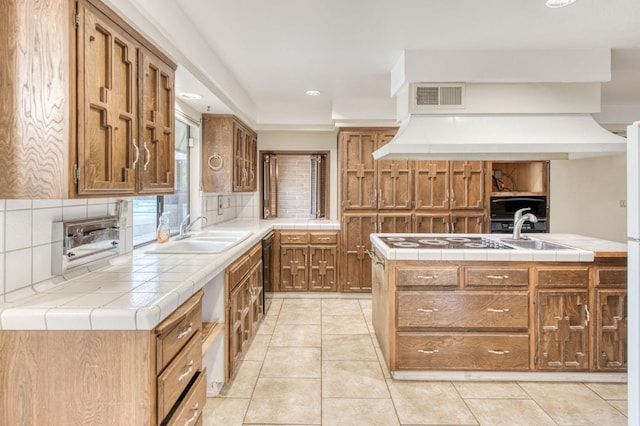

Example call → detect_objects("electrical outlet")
218 195 224 215
620 200 627 208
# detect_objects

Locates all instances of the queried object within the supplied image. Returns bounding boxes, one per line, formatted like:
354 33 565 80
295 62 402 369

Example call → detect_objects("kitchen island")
370 233 627 381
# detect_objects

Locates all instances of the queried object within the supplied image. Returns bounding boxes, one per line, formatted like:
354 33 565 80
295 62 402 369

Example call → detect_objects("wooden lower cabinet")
275 230 338 292
535 289 590 370
226 243 263 380
373 258 627 374
397 333 529 370
0 291 205 425
341 214 376 292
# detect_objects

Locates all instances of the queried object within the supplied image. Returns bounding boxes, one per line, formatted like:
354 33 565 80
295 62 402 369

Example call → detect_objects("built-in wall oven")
490 196 548 233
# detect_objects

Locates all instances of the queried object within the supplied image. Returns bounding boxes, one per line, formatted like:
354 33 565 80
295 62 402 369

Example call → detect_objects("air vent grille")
412 84 465 110
416 87 440 106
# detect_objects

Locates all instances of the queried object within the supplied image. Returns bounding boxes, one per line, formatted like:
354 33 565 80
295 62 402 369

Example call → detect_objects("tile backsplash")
0 192 260 303
0 198 134 302
202 192 260 224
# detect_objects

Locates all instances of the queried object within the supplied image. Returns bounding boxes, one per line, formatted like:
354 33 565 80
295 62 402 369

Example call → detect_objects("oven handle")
491 197 545 203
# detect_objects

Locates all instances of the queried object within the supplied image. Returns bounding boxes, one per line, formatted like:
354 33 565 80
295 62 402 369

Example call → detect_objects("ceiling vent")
412 83 465 111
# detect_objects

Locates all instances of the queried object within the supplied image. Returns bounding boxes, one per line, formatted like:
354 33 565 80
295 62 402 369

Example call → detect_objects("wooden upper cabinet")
0 0 176 198
138 47 175 194
415 160 449 210
340 131 378 209
450 161 485 209
77 2 139 195
377 133 412 209
202 115 257 193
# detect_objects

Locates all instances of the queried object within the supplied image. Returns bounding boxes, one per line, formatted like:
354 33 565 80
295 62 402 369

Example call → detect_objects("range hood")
373 84 627 161
373 114 627 161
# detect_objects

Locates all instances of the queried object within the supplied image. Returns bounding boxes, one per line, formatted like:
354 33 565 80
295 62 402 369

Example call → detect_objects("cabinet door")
340 132 377 209
450 161 485 209
378 213 412 233
250 261 264 333
228 282 245 376
245 131 257 191
450 212 485 234
414 213 449 233
341 213 377 292
377 159 413 209
595 289 627 371
309 245 337 291
138 47 174 194
415 160 449 210
77 4 138 195
279 245 308 291
536 290 589 370
232 121 245 192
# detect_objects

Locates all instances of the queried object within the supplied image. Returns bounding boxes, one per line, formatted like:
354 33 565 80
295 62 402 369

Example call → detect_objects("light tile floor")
204 297 628 425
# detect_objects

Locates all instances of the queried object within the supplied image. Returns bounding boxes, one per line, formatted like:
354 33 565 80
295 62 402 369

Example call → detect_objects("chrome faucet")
177 215 208 240
512 208 538 240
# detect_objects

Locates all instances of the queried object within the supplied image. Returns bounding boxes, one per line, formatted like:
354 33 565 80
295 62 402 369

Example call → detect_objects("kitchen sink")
146 230 252 254
500 238 574 250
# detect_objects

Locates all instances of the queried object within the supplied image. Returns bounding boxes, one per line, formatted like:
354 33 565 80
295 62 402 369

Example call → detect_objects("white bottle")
157 212 171 243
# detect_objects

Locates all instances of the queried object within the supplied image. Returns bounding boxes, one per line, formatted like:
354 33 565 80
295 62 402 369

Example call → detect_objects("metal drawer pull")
365 250 385 268
416 275 438 279
488 350 510 355
288 237 301 241
177 322 193 340
132 138 140 169
487 274 509 280
487 308 510 313
418 349 439 354
584 305 590 326
417 308 439 313
184 403 199 426
178 361 194 382
317 237 331 240
143 141 151 171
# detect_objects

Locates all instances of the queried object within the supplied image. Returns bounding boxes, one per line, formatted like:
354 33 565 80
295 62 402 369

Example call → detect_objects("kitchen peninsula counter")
370 233 627 380
0 219 339 331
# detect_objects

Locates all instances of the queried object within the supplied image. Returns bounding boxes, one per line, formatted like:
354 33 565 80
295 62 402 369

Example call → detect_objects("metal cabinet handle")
416 275 438 280
487 308 510 313
488 350 510 355
178 361 194 382
317 237 330 241
288 237 301 241
132 138 140 169
487 274 509 280
584 304 590 326
418 349 439 354
143 141 151 171
365 249 385 268
417 308 439 313
177 322 193 340
183 403 199 426
445 223 450 233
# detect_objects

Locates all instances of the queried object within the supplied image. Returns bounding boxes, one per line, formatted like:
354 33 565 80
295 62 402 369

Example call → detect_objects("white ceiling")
129 0 640 128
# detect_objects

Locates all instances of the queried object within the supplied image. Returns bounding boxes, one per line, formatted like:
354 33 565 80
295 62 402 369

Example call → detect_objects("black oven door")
490 196 547 219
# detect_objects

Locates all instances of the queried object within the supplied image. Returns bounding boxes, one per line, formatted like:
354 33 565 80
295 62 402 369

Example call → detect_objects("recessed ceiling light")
180 92 203 100
546 0 577 8
306 90 321 96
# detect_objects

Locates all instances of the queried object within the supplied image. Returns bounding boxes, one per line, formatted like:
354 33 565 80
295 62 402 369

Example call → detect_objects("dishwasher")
261 231 274 314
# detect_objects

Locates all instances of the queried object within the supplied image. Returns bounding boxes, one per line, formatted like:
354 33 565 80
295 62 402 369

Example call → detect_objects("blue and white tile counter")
0 219 339 331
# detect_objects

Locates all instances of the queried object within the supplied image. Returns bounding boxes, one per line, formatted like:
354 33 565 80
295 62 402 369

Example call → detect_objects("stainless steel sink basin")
145 230 252 254
500 238 574 250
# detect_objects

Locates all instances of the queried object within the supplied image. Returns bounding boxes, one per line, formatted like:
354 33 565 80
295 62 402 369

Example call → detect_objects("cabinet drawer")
166 369 207 426
536 267 589 288
396 267 459 287
157 331 203 421
397 332 529 370
466 267 529 287
249 242 262 266
596 268 627 287
309 232 337 245
397 292 528 329
280 231 309 244
229 254 251 288
156 291 203 374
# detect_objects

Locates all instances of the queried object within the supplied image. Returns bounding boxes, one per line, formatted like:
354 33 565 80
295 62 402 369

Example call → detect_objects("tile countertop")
0 219 339 331
370 233 627 262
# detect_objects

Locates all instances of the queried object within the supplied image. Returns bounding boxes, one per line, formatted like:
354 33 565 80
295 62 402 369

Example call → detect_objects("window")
261 151 329 219
132 118 190 246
